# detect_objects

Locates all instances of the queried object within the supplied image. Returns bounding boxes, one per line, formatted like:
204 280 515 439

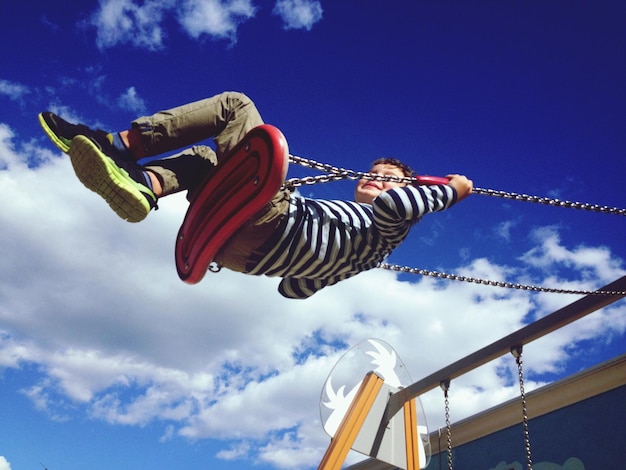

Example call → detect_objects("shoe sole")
69 135 152 223
38 113 71 153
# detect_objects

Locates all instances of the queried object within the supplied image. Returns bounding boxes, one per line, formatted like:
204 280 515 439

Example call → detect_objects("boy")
39 91 472 298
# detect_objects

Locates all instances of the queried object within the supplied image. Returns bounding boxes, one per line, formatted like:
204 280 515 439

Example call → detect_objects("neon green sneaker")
69 135 158 223
38 112 112 154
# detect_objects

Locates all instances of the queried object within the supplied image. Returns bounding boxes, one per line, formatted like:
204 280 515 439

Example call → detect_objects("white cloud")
91 0 171 50
216 441 251 460
88 0 320 50
178 0 256 41
117 86 147 114
0 79 30 102
0 456 11 470
1 124 625 469
273 0 323 30
521 226 625 283
40 82 146 123
89 0 256 49
495 218 518 241
159 424 176 442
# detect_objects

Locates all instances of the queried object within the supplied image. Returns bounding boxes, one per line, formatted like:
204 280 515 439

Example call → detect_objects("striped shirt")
246 184 457 299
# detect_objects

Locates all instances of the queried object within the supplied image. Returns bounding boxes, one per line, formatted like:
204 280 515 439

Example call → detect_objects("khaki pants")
134 91 291 272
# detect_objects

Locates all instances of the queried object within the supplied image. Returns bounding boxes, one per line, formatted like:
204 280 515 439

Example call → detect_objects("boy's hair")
371 157 414 178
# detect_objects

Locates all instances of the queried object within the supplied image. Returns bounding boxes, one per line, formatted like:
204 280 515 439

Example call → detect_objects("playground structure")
169 125 625 468
318 275 626 470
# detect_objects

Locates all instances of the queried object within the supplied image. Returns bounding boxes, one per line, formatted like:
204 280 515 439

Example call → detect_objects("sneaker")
69 135 158 223
38 112 114 154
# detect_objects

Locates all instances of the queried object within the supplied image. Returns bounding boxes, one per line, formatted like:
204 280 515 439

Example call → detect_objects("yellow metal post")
318 372 384 470
403 398 420 470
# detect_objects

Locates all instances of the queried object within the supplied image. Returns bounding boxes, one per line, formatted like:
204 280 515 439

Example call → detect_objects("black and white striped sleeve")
372 184 457 242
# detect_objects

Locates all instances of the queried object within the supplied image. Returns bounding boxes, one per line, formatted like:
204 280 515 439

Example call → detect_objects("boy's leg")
40 91 263 161
39 112 129 158
45 91 265 221
138 92 264 199
132 91 264 159
69 135 158 223
67 138 214 222
214 187 291 272
145 145 217 199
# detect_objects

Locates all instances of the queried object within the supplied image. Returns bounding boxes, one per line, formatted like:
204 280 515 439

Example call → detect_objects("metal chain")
378 263 626 296
286 154 426 188
440 380 453 470
285 154 626 294
471 188 626 216
511 346 533 470
287 154 626 216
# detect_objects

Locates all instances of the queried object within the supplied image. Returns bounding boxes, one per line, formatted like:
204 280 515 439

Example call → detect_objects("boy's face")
354 163 407 205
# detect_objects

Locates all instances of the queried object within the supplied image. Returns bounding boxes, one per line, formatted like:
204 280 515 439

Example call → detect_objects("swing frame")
336 275 626 470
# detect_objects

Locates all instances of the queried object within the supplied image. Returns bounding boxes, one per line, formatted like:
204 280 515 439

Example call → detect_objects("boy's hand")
446 174 473 201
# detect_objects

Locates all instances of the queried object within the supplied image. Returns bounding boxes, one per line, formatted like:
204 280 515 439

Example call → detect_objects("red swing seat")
175 124 289 284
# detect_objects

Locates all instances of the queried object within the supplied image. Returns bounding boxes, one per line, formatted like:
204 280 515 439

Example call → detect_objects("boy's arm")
445 174 473 201
373 183 457 224
373 173 472 223
372 183 458 245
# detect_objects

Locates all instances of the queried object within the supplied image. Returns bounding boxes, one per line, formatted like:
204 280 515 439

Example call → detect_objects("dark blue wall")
427 385 626 469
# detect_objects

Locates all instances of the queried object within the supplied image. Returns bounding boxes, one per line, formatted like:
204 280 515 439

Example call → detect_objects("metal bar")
385 275 626 420
318 372 384 470
403 399 419 470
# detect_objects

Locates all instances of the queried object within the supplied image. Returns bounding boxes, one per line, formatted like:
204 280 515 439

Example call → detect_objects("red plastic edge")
414 175 450 186
175 124 288 284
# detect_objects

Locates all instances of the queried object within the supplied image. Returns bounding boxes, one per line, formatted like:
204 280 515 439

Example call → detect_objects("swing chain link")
473 188 626 216
440 380 454 470
378 263 626 296
286 154 626 294
286 154 419 189
208 262 222 273
287 154 626 216
511 346 533 470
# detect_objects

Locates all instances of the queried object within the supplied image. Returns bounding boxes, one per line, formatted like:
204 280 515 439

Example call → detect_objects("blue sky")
1 1 625 469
